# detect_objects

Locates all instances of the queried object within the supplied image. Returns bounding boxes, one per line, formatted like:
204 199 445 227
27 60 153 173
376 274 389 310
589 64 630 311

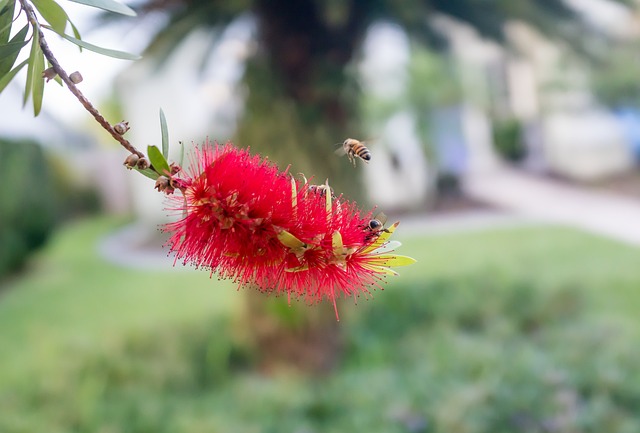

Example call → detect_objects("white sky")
564 0 636 37
0 1 150 137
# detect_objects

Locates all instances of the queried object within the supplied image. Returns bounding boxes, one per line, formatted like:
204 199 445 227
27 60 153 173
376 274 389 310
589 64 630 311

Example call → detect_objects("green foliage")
67 0 136 16
591 43 640 109
0 58 27 93
47 26 141 59
159 108 169 158
492 117 526 163
147 144 170 176
0 138 99 279
0 25 29 75
0 0 139 116
0 138 58 277
0 0 15 42
2 218 640 431
32 0 70 35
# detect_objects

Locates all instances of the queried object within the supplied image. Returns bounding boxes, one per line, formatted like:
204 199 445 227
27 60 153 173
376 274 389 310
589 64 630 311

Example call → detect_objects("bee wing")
374 211 388 226
334 147 347 156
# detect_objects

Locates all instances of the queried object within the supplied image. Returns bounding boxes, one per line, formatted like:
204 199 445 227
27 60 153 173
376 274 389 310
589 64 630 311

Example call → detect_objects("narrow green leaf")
0 17 15 40
0 0 11 15
0 39 28 58
69 19 80 38
32 43 45 115
68 19 81 52
178 141 184 168
159 108 169 158
44 26 140 60
67 0 135 16
147 145 170 176
23 34 39 106
134 167 159 180
0 24 29 76
32 0 67 35
0 0 15 44
0 58 27 94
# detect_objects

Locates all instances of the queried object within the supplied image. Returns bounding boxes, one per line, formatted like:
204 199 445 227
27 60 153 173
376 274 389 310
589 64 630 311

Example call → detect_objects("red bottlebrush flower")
164 140 415 319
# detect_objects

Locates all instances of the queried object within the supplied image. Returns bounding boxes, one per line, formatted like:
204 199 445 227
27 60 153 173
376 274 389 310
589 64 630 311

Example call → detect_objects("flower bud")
137 158 150 170
123 154 139 169
42 67 57 82
169 162 182 175
155 175 175 194
69 71 83 84
114 121 130 135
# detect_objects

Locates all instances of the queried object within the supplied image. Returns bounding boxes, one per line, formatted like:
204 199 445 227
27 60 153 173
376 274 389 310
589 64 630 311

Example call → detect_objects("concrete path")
463 167 640 247
394 210 537 237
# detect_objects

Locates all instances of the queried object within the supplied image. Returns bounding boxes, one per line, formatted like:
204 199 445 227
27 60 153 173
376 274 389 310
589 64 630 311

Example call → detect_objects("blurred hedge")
492 118 526 163
2 274 640 432
0 138 99 279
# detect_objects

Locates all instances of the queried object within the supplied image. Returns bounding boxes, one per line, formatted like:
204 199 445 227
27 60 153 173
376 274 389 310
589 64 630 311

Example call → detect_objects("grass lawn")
397 224 640 330
1 216 639 432
0 218 240 382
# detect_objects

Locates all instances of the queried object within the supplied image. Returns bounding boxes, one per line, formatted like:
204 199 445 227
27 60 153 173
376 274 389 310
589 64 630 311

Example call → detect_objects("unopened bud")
169 162 182 175
114 121 130 135
137 158 150 170
42 67 57 82
123 153 139 169
155 175 174 194
69 71 83 84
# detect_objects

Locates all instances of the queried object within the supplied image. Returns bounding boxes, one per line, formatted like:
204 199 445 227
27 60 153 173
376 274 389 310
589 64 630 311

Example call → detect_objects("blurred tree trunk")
236 0 369 201
244 290 343 374
234 0 369 371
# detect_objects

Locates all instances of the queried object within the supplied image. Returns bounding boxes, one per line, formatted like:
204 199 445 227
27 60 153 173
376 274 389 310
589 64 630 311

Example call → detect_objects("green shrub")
2 273 640 432
0 138 99 279
492 118 526 163
0 138 58 277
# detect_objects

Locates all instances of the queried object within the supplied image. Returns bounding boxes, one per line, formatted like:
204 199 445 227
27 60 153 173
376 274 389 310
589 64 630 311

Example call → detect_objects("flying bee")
364 212 390 240
335 138 372 167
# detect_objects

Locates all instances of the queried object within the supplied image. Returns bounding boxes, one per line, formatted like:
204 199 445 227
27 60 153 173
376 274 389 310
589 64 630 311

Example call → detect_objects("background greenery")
0 138 99 280
1 217 639 432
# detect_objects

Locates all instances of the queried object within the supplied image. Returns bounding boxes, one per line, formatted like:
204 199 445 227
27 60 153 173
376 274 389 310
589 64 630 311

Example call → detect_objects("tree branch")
17 0 145 158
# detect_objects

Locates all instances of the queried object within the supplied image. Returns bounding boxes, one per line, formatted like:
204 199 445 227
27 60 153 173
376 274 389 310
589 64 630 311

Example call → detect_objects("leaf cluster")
0 0 139 115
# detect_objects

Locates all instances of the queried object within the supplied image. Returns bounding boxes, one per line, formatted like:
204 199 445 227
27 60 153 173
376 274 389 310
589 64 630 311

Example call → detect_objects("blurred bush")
0 138 99 279
492 118 526 163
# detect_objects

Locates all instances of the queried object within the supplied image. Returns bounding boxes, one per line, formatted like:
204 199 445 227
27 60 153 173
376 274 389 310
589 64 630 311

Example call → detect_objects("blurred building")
436 0 640 181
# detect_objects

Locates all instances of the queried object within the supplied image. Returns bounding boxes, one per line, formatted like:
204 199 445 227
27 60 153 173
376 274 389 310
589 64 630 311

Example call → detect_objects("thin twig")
17 0 145 158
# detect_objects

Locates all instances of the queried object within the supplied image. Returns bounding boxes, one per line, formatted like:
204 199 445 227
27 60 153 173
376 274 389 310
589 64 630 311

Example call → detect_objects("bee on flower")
163 141 415 319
